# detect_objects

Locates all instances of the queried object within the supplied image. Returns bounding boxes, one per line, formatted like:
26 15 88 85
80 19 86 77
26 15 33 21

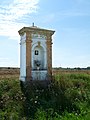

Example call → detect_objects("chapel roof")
18 23 55 35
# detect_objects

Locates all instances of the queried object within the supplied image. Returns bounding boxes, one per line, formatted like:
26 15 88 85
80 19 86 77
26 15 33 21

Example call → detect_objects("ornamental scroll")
32 34 46 39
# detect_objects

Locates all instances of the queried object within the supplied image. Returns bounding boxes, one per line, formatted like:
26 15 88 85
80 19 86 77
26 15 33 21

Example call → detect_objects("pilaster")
46 34 52 80
26 31 32 80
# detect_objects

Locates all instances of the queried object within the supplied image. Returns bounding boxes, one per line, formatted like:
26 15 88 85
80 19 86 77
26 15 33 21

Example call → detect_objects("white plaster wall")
31 70 47 80
31 34 47 80
20 33 48 81
31 34 47 70
20 33 26 81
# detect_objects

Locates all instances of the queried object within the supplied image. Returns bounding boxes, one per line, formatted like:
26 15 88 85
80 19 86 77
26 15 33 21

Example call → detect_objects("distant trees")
53 67 90 70
87 67 90 70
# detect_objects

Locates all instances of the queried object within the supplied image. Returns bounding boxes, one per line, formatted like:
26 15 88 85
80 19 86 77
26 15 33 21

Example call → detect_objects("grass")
0 78 25 119
0 73 90 119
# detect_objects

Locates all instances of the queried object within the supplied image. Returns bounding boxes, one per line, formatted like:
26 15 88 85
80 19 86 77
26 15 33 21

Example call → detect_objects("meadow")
0 68 90 119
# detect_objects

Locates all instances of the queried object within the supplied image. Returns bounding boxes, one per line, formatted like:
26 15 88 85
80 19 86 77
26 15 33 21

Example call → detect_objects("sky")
0 0 90 68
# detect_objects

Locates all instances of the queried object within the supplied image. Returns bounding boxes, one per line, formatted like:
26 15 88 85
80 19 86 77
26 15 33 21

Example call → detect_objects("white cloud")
0 57 19 67
0 57 9 60
0 0 39 39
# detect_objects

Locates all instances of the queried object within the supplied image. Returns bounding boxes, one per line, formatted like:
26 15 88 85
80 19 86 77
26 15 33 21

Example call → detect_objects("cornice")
18 27 55 36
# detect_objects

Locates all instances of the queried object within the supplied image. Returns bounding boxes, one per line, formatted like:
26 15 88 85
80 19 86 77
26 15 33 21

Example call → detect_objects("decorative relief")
32 34 46 39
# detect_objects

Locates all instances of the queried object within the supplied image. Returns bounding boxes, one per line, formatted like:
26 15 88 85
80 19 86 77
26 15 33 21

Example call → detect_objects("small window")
35 50 39 55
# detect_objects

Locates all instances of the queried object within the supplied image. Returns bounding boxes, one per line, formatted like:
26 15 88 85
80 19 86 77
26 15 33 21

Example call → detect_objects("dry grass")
52 69 90 75
0 68 19 79
0 67 90 79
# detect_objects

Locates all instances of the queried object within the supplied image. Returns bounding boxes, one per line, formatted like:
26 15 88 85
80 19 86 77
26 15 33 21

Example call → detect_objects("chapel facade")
18 24 55 81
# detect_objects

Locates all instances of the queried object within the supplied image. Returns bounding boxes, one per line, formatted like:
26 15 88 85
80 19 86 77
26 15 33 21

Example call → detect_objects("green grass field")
0 72 90 119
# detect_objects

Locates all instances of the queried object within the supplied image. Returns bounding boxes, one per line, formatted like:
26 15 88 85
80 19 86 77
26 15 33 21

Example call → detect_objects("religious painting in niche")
35 50 39 55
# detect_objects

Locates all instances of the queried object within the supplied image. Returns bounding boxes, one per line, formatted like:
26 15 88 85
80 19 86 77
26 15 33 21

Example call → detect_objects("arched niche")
32 45 45 70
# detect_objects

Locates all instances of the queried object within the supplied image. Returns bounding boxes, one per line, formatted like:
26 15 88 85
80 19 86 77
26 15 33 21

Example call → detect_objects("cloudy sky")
0 0 90 68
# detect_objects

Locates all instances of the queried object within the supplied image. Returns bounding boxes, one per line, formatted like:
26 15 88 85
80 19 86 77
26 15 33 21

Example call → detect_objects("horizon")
0 66 90 69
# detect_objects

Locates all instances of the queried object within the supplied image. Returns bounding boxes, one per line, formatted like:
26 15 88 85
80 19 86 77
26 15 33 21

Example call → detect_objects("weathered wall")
20 33 26 81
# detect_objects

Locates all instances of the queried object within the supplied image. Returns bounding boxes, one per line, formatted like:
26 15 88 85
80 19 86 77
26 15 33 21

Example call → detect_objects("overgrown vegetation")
0 73 90 119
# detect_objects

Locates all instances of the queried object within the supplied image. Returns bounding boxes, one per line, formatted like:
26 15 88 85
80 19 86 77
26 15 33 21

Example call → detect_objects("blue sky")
0 0 90 68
